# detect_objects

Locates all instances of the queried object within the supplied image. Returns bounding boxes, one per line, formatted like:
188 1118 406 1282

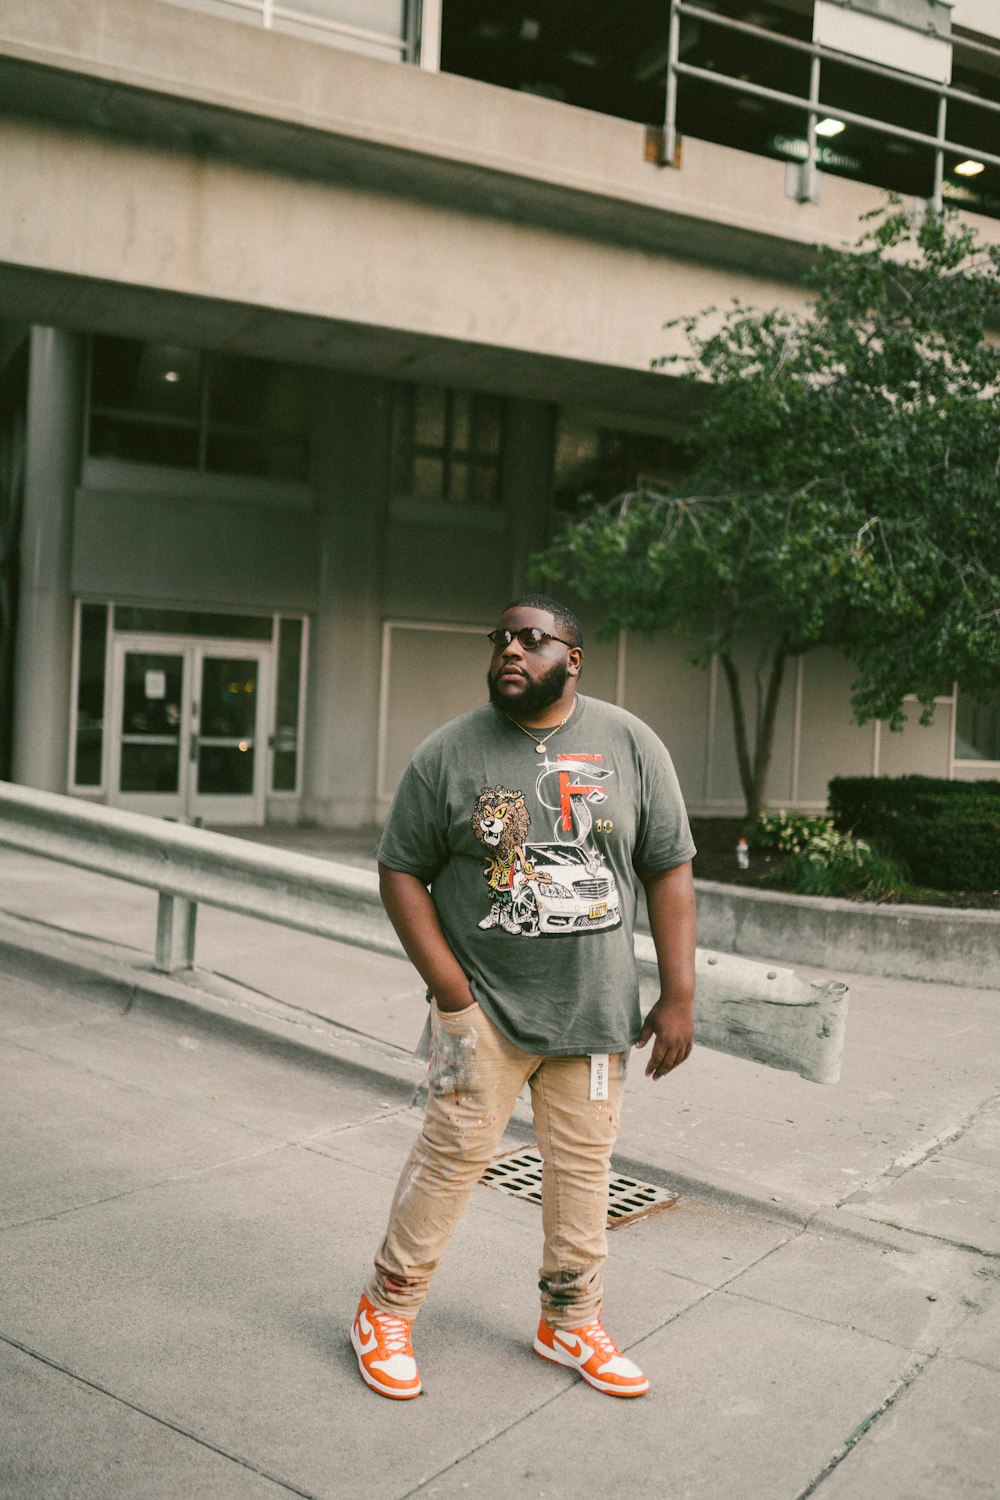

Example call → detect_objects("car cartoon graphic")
510 842 621 937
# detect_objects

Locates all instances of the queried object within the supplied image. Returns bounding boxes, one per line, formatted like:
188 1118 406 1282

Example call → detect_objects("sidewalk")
1 835 999 1497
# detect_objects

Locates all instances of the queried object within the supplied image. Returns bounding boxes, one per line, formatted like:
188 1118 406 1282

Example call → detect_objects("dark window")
956 692 1000 762
88 338 310 480
272 616 304 792
393 383 503 507
73 603 109 787
113 606 274 640
553 416 690 514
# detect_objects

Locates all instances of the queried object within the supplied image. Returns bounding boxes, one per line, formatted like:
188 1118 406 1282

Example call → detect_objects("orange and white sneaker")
534 1314 649 1398
350 1294 422 1400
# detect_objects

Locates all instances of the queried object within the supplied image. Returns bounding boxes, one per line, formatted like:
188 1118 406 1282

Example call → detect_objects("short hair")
500 593 583 648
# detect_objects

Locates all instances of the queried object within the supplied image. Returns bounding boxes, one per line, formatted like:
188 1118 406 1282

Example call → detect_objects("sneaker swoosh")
355 1311 378 1356
554 1331 593 1363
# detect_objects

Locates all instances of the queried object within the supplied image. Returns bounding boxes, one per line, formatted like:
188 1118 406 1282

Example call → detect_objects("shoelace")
577 1321 619 1359
372 1310 411 1354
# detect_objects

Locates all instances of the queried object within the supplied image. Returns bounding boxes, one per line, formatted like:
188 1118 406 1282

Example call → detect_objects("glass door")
189 648 269 825
108 638 270 824
109 644 191 818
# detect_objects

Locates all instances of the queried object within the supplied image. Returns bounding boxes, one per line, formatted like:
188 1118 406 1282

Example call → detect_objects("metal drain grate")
479 1147 678 1229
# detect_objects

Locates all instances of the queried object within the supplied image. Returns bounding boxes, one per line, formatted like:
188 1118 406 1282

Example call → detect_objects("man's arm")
378 863 476 1013
635 860 697 1081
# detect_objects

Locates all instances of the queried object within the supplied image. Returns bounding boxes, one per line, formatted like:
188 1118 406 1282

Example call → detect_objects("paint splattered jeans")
366 999 627 1329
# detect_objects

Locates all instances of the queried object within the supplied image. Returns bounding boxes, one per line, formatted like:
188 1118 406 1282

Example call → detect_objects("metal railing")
663 1 1000 208
161 0 416 63
0 780 848 1083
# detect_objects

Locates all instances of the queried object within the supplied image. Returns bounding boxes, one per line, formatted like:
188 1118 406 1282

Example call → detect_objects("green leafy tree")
533 202 1000 817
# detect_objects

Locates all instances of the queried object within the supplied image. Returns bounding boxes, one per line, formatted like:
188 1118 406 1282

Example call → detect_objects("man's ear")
567 647 583 679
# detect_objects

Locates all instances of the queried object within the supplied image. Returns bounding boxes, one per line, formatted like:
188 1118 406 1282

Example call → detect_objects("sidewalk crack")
792 1348 940 1499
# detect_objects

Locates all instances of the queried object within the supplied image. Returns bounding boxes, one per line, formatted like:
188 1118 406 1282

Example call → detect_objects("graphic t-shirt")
376 695 696 1056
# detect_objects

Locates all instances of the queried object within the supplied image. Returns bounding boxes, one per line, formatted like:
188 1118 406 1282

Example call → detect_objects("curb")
694 879 999 990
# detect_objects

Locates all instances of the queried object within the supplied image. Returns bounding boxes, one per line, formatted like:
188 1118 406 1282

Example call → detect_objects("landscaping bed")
689 818 1000 912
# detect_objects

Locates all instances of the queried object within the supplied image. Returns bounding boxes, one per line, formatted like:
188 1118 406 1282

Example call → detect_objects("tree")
532 201 1000 817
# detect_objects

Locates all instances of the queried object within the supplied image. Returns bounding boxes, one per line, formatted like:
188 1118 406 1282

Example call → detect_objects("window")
88 337 311 481
72 603 109 788
553 415 690 514
955 692 1000 762
272 616 305 793
392 383 503 508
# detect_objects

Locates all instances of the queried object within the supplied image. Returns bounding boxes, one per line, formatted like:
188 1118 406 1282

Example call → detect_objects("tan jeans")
366 999 627 1328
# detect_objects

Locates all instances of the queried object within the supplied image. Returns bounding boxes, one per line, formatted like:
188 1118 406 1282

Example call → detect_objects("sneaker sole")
533 1338 650 1398
351 1326 422 1400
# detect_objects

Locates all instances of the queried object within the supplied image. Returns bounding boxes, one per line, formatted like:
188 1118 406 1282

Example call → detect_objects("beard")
487 657 569 720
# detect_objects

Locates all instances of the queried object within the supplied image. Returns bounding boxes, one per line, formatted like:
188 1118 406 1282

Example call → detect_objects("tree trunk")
718 646 788 820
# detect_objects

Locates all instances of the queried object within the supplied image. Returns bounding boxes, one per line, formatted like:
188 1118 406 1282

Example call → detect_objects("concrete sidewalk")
1 837 999 1497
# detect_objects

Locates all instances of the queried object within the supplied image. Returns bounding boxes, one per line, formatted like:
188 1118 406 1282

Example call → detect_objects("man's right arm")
378 863 476 1013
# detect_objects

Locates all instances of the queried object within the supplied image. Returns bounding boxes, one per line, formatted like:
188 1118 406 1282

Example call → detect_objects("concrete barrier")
694 880 999 991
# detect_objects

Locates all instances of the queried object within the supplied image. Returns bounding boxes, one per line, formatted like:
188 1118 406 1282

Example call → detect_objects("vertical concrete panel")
797 648 878 805
12 326 84 792
619 631 710 808
877 702 954 777
302 371 391 826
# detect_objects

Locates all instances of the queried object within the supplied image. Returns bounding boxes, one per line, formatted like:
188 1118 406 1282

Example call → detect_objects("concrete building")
0 0 997 828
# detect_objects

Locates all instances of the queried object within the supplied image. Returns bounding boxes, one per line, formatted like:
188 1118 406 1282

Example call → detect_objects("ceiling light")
953 160 985 177
815 118 845 138
163 370 181 382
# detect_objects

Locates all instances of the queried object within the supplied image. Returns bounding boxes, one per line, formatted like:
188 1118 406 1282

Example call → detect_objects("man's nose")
500 634 524 659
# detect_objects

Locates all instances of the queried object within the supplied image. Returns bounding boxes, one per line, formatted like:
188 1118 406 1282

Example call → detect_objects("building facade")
0 0 998 828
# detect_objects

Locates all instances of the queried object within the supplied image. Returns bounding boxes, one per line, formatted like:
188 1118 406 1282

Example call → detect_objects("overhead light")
815 118 845 138
163 370 181 382
953 159 985 177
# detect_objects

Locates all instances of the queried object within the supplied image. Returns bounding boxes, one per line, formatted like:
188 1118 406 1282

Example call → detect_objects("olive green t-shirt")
376 694 695 1055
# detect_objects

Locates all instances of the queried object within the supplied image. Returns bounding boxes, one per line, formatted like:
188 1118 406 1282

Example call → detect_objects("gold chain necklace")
504 698 577 754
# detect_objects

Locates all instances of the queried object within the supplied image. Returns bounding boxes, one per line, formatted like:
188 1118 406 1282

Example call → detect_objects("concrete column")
302 371 391 828
502 397 556 594
12 327 85 791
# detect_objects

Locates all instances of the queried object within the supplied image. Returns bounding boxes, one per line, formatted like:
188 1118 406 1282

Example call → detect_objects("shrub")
744 810 914 900
745 811 835 856
755 824 913 901
828 776 1000 891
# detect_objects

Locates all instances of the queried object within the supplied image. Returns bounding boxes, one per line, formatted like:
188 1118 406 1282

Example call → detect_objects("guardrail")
0 780 848 1083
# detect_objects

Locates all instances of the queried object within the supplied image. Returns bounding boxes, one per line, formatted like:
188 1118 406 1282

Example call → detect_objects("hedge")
828 776 1000 893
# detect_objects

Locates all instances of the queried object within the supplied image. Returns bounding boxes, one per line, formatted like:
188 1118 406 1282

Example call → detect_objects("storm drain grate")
479 1147 678 1229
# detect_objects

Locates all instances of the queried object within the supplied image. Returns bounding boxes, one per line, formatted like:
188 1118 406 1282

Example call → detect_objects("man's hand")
635 995 694 1080
378 864 476 1013
637 861 697 1082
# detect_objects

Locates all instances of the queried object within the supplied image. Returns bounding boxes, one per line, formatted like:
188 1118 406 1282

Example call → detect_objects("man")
351 593 696 1400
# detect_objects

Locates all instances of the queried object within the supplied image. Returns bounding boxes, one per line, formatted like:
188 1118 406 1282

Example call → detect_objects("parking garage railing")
663 1 1000 211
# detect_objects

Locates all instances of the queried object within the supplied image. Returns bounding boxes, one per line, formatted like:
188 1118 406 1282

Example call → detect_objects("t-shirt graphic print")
470 753 622 939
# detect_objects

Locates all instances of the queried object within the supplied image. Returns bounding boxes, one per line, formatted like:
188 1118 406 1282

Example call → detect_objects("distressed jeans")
366 999 627 1329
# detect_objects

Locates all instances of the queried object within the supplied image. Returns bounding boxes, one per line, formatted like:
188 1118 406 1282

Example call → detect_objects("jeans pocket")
433 999 481 1030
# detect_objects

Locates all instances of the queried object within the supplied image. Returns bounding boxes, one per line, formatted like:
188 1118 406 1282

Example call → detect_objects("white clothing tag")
590 1053 610 1101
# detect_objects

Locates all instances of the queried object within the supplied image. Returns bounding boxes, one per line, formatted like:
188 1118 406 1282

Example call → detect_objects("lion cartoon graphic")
471 786 536 935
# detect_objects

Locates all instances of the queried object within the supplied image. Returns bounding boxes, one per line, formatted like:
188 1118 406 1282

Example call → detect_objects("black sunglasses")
487 627 574 652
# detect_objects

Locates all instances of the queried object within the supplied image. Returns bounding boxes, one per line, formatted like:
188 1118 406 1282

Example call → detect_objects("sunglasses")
487 627 574 652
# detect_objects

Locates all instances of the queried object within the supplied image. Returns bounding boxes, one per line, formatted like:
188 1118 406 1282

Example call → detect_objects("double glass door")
109 637 270 824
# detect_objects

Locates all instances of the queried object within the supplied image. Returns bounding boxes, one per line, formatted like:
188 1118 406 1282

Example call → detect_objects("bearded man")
351 593 696 1400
